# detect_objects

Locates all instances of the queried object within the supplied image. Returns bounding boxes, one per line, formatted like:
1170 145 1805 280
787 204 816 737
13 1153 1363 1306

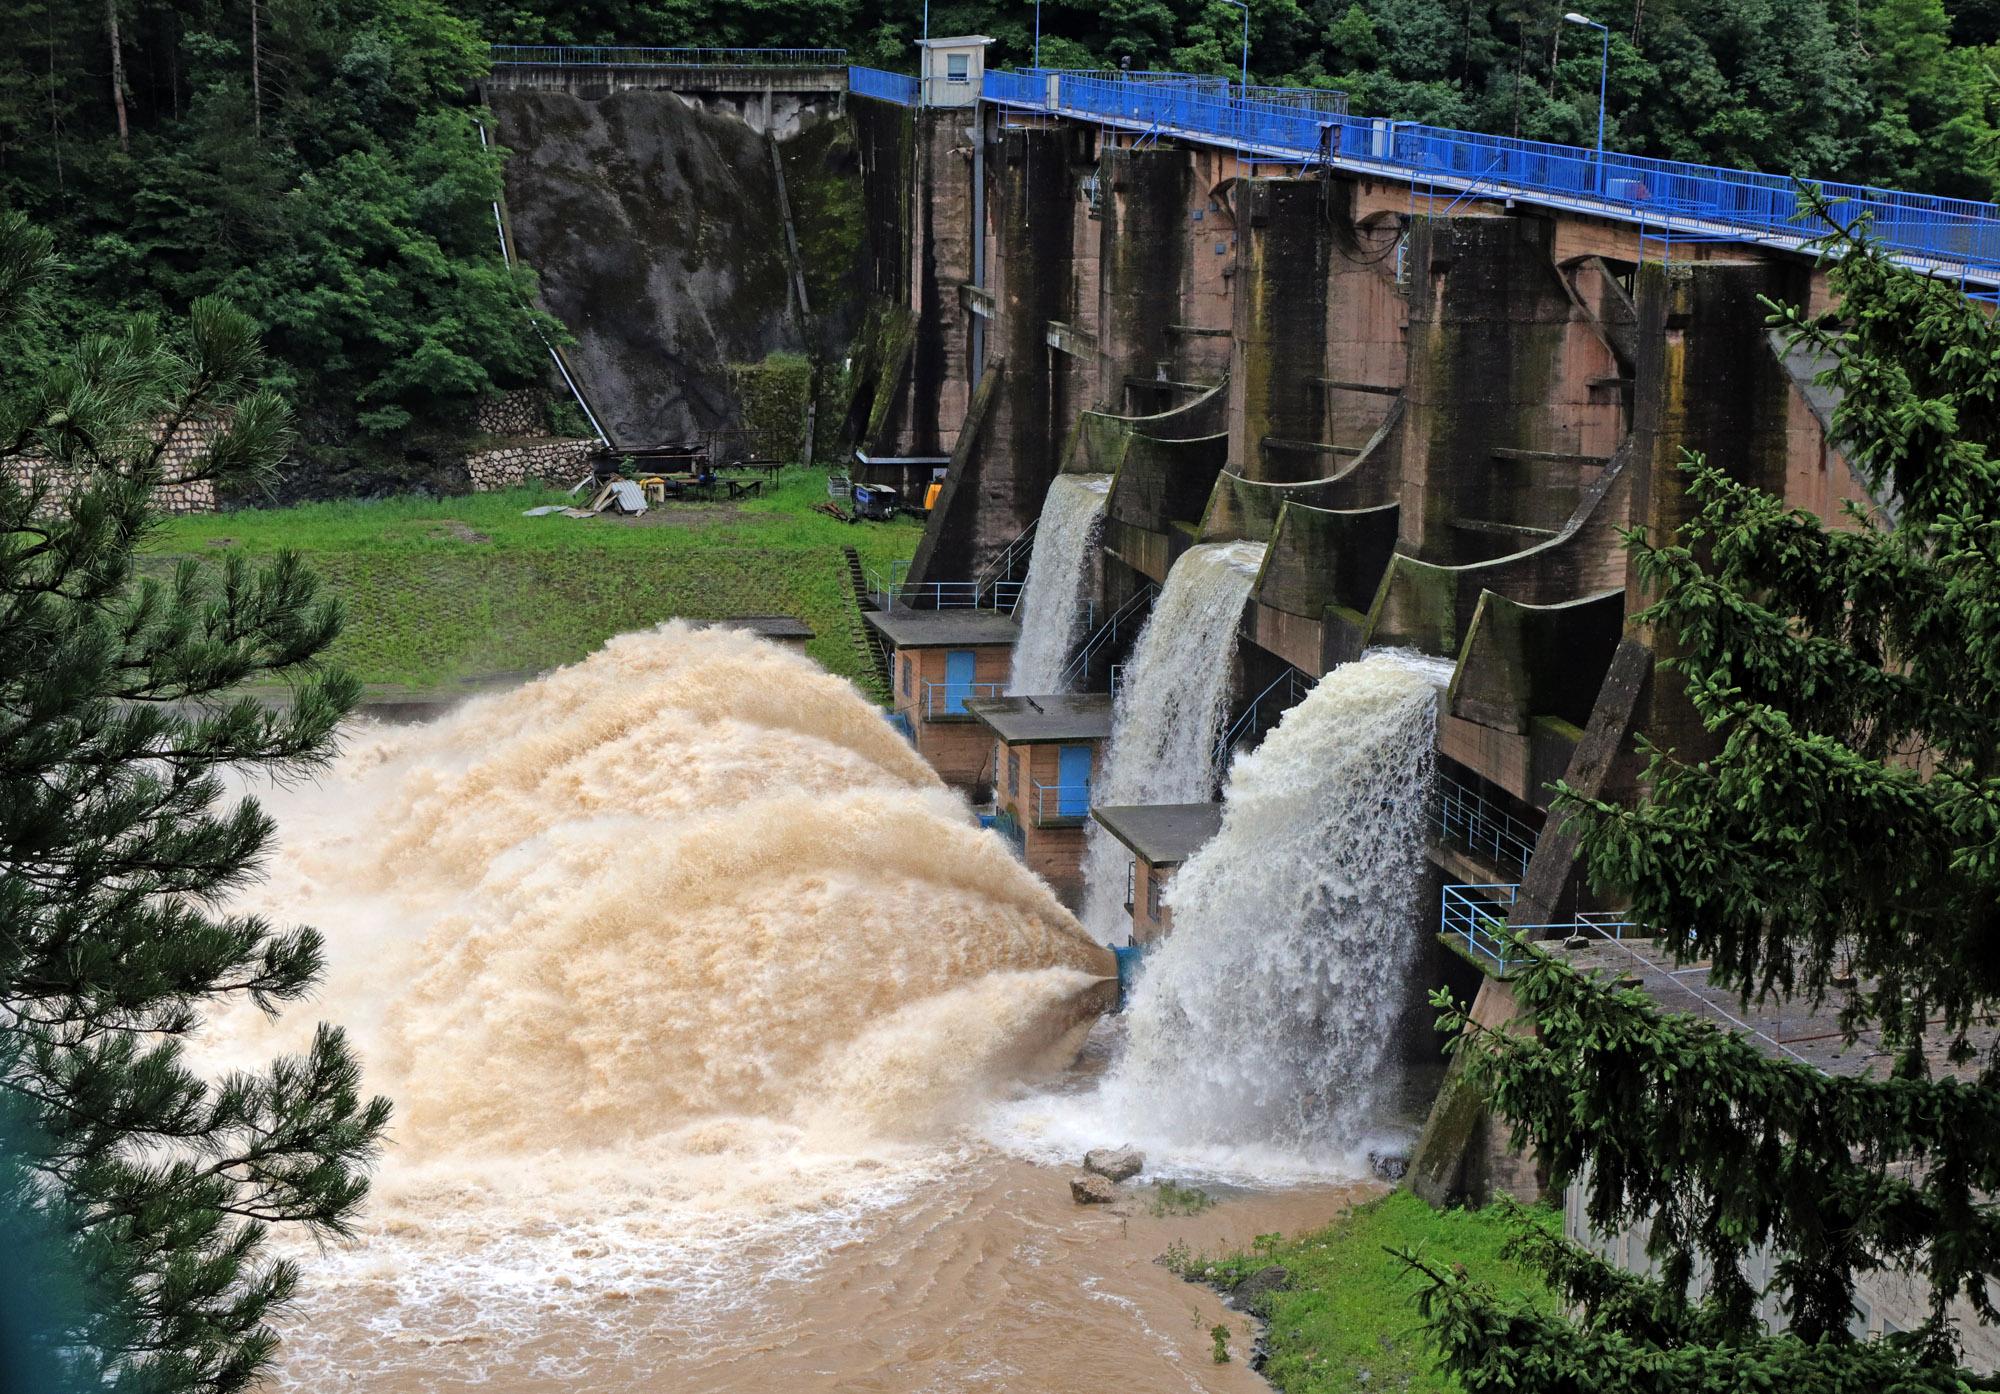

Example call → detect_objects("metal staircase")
975 517 1039 612
1056 584 1157 691
1214 666 1315 773
842 545 893 693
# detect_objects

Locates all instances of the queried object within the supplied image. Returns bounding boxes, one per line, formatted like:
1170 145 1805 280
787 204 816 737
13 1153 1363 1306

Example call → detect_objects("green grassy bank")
144 470 922 693
1185 1192 1556 1393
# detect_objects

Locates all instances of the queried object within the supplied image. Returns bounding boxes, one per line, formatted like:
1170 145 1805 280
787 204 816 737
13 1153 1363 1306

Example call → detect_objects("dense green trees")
0 211 388 1392
1405 214 2000 1389
0 0 554 440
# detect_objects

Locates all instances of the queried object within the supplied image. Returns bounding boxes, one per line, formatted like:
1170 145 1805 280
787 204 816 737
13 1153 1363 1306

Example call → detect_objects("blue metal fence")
974 68 2000 281
491 45 844 67
849 65 918 104
1440 882 1636 978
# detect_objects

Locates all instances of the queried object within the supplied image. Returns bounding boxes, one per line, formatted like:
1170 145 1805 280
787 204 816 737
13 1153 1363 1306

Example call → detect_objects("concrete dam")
358 43 2000 1383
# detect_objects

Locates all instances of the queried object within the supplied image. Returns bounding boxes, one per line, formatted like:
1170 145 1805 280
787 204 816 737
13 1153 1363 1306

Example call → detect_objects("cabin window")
1008 751 1020 797
1124 861 1136 912
946 53 970 84
1147 870 1164 921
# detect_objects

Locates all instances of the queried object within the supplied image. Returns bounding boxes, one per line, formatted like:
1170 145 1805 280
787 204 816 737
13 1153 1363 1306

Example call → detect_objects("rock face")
1069 1172 1120 1205
1083 1147 1145 1182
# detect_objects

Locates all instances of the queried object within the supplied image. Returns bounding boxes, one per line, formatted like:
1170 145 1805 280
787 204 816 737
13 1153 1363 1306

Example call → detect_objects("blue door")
1057 744 1092 818
944 649 976 714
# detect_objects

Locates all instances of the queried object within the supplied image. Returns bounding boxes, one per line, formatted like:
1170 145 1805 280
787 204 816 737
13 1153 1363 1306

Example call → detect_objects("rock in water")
1231 1265 1289 1312
1083 1147 1145 1182
1070 1172 1120 1205
1369 1150 1409 1181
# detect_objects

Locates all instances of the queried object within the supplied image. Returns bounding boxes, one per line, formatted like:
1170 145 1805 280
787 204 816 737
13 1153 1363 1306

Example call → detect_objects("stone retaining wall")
466 438 598 491
6 416 223 515
474 388 551 437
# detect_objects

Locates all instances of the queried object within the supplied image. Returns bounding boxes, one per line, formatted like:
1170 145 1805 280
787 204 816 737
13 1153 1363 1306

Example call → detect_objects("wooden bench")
724 478 765 500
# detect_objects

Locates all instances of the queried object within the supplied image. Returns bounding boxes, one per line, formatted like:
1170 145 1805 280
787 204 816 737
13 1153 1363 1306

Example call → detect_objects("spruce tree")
1407 212 2000 1388
0 211 388 1393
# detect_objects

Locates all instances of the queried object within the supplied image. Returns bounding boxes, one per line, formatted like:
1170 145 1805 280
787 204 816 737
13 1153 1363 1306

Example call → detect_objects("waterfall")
1078 541 1265 939
1007 473 1112 696
1099 649 1452 1160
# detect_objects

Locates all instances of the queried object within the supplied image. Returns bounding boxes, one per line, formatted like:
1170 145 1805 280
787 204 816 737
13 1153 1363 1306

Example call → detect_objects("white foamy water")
992 649 1451 1180
198 624 1116 1388
1078 541 1265 939
1008 473 1112 696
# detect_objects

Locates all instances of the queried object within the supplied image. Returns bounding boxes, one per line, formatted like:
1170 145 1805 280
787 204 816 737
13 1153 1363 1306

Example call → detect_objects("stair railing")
1056 583 1157 691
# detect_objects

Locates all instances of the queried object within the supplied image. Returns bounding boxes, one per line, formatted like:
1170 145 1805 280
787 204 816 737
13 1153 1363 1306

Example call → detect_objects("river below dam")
268 1116 1380 1393
195 623 1433 1391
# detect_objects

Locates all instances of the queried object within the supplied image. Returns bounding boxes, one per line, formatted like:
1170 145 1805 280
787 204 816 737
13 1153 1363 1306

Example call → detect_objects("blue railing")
1440 883 1635 978
1216 665 1314 770
1434 769 1542 881
866 558 1024 612
1057 583 1157 691
982 69 1049 107
977 69 2000 280
491 45 845 67
850 65 918 105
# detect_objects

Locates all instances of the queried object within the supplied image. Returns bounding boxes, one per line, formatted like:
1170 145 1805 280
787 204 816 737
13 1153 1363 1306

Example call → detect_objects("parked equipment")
851 482 901 521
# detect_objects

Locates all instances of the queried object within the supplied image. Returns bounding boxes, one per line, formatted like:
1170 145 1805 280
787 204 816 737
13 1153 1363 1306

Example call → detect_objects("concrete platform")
1092 802 1225 869
863 608 1021 648
1558 935 1991 1079
964 693 1114 744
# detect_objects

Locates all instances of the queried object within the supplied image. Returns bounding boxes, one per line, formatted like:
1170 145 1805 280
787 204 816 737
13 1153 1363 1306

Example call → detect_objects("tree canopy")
0 0 557 441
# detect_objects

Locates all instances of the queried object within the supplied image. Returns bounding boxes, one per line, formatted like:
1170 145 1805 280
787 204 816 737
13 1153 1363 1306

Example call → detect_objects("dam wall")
829 51 1889 1230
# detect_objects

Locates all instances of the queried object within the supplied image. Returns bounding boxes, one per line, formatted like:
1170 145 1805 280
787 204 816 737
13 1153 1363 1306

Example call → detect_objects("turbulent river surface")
201 625 1406 1391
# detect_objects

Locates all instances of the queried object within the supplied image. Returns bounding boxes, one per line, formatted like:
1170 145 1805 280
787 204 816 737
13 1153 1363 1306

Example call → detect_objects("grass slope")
144 471 922 692
1188 1192 1556 1393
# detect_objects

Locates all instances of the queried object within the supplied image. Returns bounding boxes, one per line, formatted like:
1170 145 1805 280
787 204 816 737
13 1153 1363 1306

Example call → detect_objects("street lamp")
1563 12 1609 190
1221 0 1251 97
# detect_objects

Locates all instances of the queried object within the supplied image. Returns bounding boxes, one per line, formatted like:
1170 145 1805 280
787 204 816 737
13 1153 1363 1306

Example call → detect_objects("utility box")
917 36 993 108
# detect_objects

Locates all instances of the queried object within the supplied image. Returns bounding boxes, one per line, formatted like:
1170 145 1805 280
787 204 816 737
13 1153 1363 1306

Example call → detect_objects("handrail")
1433 770 1543 881
850 65 919 105
1440 883 1635 977
866 566 1024 612
490 45 845 67
1215 665 1313 770
1030 778 1092 823
978 68 2000 283
922 678 1003 719
976 517 1039 611
1057 583 1157 691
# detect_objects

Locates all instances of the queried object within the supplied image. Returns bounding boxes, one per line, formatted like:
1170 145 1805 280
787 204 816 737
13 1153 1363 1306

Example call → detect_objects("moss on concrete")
729 351 814 461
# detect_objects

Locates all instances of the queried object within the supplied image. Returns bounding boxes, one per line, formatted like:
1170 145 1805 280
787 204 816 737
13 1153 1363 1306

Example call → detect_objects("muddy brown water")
197 628 1394 1391
270 1154 1379 1392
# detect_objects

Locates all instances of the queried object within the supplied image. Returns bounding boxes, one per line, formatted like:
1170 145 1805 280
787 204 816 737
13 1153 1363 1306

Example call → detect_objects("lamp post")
1221 0 1251 97
1563 12 1609 193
